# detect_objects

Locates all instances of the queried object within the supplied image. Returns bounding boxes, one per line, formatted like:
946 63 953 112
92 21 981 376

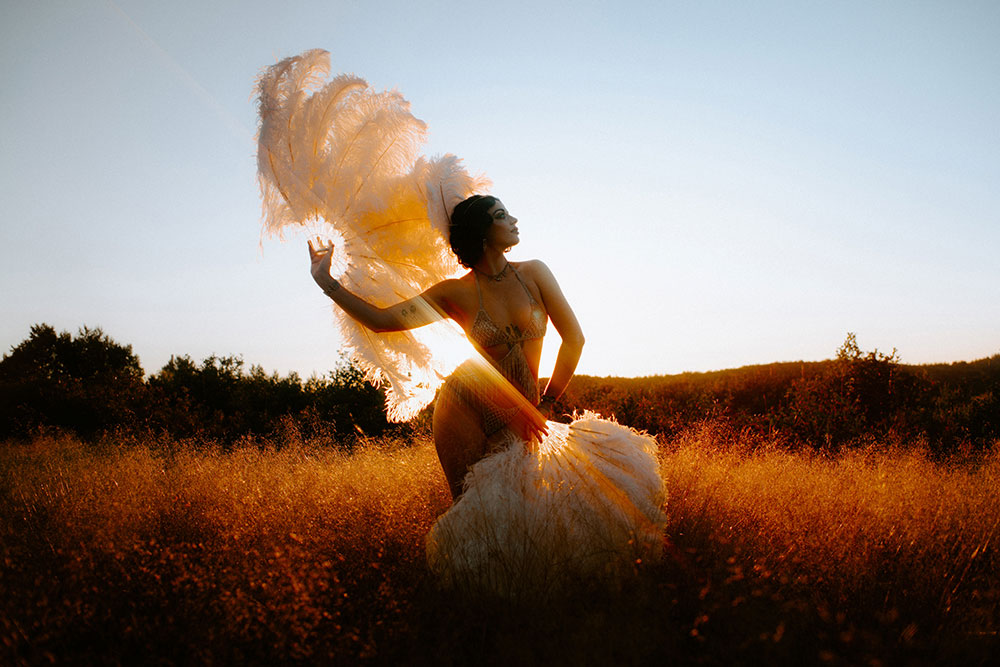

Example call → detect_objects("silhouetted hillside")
558 336 999 453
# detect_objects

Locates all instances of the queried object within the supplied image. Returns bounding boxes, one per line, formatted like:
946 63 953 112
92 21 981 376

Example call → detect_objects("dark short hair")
448 195 498 268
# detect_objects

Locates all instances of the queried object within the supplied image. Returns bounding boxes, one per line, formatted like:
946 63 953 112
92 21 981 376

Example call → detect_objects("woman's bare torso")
448 262 547 383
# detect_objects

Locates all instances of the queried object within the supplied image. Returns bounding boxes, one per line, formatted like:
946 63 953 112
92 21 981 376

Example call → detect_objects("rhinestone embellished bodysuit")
443 264 547 437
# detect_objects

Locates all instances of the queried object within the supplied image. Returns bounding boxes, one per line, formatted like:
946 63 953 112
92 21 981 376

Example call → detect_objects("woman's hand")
510 405 549 451
307 237 337 290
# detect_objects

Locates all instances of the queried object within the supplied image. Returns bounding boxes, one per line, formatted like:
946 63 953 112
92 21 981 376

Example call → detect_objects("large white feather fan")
255 49 490 421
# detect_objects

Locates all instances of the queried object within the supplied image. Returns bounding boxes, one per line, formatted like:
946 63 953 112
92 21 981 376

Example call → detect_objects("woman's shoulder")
427 273 477 315
512 259 547 273
513 259 555 283
430 273 473 292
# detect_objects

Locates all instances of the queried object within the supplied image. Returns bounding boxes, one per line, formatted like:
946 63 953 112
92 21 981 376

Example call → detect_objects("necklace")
476 261 510 282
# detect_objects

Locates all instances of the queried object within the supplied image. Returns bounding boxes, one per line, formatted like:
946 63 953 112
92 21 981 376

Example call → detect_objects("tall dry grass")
660 423 1000 663
1 432 450 664
2 427 998 664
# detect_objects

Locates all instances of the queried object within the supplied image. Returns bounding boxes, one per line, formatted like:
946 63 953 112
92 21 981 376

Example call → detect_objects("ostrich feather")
426 414 667 599
255 50 488 420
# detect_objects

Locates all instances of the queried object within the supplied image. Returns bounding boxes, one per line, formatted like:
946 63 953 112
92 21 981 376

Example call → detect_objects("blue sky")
2 0 998 379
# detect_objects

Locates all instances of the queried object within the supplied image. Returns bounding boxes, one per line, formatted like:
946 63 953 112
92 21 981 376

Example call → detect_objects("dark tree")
0 324 145 438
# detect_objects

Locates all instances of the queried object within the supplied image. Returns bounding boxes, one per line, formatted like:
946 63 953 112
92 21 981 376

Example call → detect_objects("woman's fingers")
529 407 547 431
513 408 548 446
308 237 335 261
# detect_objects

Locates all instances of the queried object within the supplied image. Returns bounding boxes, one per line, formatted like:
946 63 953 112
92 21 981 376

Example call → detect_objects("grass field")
2 427 998 665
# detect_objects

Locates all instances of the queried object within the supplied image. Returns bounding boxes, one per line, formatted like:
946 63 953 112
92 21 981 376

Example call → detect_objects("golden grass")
2 428 998 664
1 433 450 663
661 424 1000 660
669 426 1000 587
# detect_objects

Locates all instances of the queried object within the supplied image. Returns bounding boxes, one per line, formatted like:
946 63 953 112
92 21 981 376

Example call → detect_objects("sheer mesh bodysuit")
442 265 547 438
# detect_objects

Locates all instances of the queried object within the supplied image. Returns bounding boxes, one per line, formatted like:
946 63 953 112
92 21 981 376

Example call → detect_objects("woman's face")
484 200 519 250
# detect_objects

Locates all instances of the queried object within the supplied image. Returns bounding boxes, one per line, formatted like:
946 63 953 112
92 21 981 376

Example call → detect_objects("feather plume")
426 413 667 598
255 50 488 420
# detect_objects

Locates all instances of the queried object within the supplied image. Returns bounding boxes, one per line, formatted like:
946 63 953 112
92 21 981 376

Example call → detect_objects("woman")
309 196 665 599
308 194 584 499
258 50 664 596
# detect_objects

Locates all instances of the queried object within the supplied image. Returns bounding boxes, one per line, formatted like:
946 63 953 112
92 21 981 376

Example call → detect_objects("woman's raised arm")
308 238 452 333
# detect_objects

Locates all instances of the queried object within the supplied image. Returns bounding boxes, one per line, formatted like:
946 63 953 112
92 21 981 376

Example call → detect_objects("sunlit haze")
2 0 998 379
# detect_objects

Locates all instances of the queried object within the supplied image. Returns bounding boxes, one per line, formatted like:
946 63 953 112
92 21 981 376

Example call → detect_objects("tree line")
2 325 997 453
0 324 402 444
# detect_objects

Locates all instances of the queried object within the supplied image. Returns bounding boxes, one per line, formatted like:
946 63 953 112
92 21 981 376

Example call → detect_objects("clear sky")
2 0 998 380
